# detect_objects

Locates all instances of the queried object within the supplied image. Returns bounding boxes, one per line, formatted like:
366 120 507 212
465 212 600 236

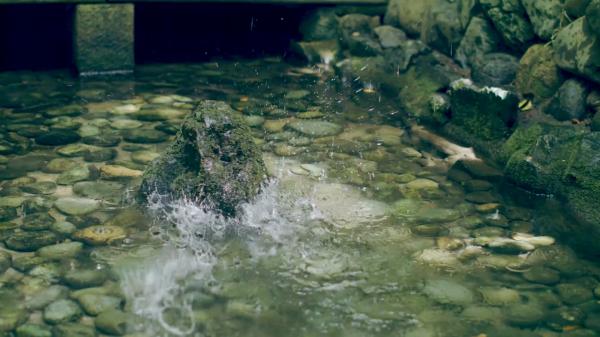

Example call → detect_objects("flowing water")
0 59 599 337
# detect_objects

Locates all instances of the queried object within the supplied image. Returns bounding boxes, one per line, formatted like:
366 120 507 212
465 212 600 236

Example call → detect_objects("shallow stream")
0 59 599 337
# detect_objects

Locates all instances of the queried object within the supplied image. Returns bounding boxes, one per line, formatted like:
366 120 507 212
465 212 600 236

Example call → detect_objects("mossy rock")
139 100 267 216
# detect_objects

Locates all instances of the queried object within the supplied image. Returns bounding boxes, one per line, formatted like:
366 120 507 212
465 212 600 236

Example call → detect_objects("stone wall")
293 0 600 253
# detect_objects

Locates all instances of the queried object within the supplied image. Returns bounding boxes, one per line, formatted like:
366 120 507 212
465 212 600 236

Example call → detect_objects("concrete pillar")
74 4 134 76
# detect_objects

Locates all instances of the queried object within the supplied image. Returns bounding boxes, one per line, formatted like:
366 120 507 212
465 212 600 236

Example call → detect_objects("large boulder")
455 16 503 67
479 0 536 50
552 17 600 84
139 100 267 216
565 0 591 18
544 79 589 121
472 52 519 86
586 0 600 36
515 44 564 102
521 0 567 40
338 14 381 56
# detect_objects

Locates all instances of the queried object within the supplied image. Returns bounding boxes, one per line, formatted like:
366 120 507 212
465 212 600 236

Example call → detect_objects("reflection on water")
0 59 599 337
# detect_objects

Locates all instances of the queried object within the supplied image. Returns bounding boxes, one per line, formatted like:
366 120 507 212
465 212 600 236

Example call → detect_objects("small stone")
480 287 521 306
43 299 82 324
486 238 535 254
5 231 59 251
50 221 77 236
274 144 301 157
73 225 126 246
286 120 343 137
95 310 130 335
556 283 594 305
122 129 168 143
56 166 90 185
99 165 143 179
285 90 310 100
423 279 474 305
405 178 439 190
25 285 69 310
54 197 100 216
37 242 83 260
130 150 160 164
20 182 57 195
51 323 95 337
0 196 27 208
73 181 123 203
44 158 78 173
83 147 117 162
0 207 17 222
22 213 55 231
523 266 561 285
465 191 499 204
35 131 81 146
56 144 91 157
63 269 108 289
0 251 11 274
503 303 546 327
15 323 53 337
111 119 143 130
77 294 122 316
82 134 121 147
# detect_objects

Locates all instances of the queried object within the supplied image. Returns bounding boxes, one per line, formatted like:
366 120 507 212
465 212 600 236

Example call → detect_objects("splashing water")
118 179 324 336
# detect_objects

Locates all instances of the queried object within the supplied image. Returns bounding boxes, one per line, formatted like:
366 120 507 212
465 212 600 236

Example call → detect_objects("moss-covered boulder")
139 100 267 216
552 17 600 84
521 0 567 41
515 44 564 102
447 79 519 141
479 0 536 50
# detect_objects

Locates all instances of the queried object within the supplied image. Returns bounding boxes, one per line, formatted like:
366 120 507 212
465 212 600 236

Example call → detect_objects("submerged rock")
139 100 266 216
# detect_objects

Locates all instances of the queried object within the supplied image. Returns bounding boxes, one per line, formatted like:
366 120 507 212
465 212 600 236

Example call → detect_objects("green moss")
500 124 544 164
139 100 267 216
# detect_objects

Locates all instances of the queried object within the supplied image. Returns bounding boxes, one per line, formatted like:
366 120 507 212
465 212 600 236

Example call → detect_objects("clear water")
0 59 599 337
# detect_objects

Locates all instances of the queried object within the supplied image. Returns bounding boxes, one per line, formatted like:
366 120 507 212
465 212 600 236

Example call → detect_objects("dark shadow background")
0 3 311 70
0 4 74 71
134 3 311 64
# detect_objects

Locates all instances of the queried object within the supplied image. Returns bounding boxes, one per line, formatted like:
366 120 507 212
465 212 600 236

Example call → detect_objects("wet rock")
95 310 130 335
45 105 84 118
545 79 589 121
57 166 90 185
35 131 81 146
523 266 561 285
122 128 168 143
479 287 521 306
472 53 519 86
286 120 342 137
516 44 564 102
374 25 406 48
73 181 123 203
54 197 100 216
292 39 341 64
99 165 142 179
5 231 59 251
455 16 503 67
0 251 11 274
0 291 26 332
50 221 77 236
0 206 17 221
448 79 519 141
130 150 160 165
285 90 310 100
111 119 143 130
423 279 474 305
585 312 600 331
486 238 535 254
51 323 95 337
139 100 266 216
479 0 536 50
503 303 546 327
22 213 55 231
37 242 83 260
83 147 117 162
556 283 594 305
43 299 82 324
552 17 600 84
546 306 586 330
21 181 57 195
44 158 79 173
338 14 381 56
63 269 108 289
522 0 568 40
73 225 126 246
57 144 92 157
454 159 503 180
77 294 122 316
465 191 499 204
25 286 69 311
587 0 600 35
299 8 339 41
15 323 53 337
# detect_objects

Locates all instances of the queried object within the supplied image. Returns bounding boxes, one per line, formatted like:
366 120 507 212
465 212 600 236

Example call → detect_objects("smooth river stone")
130 150 160 164
423 279 474 305
287 120 343 137
73 225 126 246
73 181 123 203
111 119 143 130
35 131 81 146
63 269 108 289
99 165 143 179
122 129 168 143
5 231 59 251
54 197 100 216
20 181 57 195
43 299 82 324
37 242 84 260
77 294 122 316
